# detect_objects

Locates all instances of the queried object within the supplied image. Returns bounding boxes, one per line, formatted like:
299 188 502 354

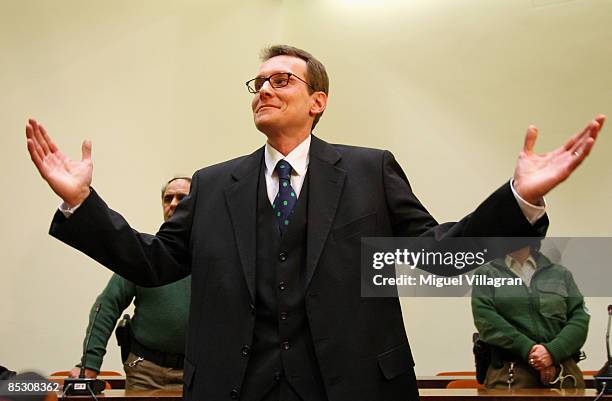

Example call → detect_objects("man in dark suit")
26 45 604 401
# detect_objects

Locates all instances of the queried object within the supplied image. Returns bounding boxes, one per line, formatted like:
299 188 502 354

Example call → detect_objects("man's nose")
259 80 274 96
170 196 180 208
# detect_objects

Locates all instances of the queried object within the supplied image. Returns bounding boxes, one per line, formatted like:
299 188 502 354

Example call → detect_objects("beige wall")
1 0 610 376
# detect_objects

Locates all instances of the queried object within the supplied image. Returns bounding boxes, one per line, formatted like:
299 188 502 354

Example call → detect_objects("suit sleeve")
382 150 548 239
49 174 199 287
78 274 136 372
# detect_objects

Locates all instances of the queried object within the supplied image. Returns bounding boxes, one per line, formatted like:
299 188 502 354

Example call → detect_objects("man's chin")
254 117 277 135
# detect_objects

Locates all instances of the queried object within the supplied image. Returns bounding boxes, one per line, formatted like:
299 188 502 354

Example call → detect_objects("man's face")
162 179 191 221
251 55 318 137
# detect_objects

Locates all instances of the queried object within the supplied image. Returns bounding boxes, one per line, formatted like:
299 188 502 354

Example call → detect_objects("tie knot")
275 160 293 180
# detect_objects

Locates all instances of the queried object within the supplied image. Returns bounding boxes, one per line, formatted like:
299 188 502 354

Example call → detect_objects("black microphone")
595 305 612 395
63 303 106 398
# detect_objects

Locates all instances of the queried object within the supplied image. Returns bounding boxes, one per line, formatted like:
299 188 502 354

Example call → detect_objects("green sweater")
79 274 190 372
471 252 589 364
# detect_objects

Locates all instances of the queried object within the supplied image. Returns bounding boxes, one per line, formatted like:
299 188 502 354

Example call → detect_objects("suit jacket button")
280 312 288 320
274 371 282 381
278 282 287 291
281 341 290 350
241 345 251 357
230 389 240 399
278 251 288 262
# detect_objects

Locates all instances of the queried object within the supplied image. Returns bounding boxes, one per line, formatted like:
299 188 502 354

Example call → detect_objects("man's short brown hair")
260 45 329 130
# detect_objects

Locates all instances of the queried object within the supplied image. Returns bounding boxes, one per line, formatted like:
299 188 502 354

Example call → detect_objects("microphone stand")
62 304 106 399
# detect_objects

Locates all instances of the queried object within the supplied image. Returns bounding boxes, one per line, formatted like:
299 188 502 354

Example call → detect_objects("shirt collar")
505 254 537 270
264 135 311 177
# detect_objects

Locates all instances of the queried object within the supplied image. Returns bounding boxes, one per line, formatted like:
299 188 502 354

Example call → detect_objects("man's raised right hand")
26 119 93 208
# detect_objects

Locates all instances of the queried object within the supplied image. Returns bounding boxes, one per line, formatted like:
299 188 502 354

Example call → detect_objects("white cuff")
59 201 82 218
510 179 546 225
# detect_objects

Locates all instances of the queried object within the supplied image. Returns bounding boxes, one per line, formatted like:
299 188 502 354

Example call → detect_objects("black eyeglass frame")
245 72 315 94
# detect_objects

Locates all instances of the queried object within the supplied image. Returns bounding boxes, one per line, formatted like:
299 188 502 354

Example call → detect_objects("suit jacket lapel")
306 135 346 289
224 147 263 303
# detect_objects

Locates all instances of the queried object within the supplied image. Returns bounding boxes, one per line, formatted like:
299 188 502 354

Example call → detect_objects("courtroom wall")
1 0 610 376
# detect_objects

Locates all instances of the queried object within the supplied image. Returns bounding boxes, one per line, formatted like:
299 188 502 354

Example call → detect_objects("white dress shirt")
505 254 538 287
263 135 310 206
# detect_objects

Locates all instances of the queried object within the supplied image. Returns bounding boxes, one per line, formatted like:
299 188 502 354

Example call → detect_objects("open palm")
26 119 93 207
513 115 605 204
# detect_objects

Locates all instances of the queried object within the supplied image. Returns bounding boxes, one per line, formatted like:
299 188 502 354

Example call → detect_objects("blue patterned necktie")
272 159 297 236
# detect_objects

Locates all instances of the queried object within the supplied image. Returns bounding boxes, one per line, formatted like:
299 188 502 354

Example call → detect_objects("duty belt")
130 338 184 369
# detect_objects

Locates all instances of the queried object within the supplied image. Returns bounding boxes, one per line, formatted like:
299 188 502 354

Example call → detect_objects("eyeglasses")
245 72 314 94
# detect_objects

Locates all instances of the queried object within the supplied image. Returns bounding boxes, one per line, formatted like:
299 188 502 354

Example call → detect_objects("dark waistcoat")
239 164 327 401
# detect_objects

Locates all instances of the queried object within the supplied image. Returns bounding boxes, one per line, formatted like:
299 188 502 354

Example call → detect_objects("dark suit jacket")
51 135 546 401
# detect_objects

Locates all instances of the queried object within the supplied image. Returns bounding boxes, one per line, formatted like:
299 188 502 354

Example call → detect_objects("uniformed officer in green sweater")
471 244 589 389
69 177 192 390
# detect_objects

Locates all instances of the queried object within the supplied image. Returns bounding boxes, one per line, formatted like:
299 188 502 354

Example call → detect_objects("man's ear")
310 91 327 116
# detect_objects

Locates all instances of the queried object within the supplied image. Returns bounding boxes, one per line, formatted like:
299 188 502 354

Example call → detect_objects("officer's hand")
539 365 557 384
528 344 553 370
68 367 98 378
